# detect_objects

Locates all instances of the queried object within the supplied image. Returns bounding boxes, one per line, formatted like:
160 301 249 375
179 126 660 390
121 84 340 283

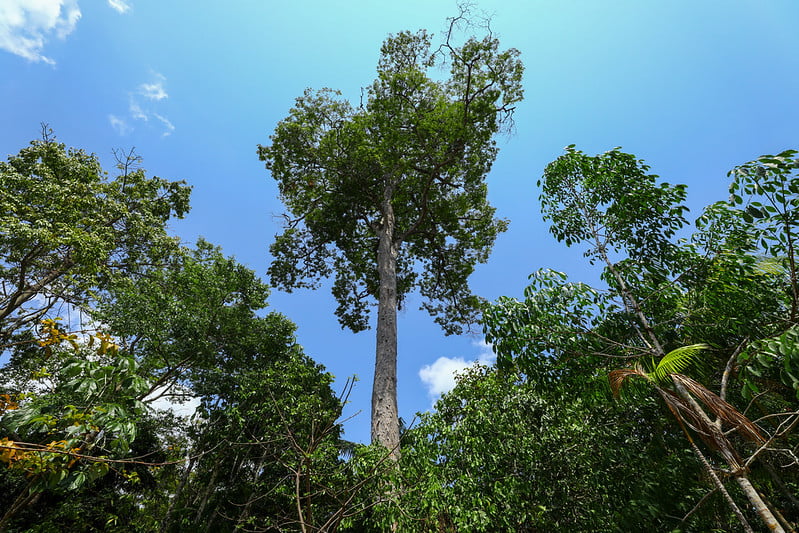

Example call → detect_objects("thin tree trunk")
664 390 755 533
194 460 220 526
764 461 799 511
736 474 786 532
601 234 785 532
160 456 196 533
781 217 798 322
0 480 40 533
236 449 269 530
670 375 785 531
688 439 754 533
372 199 400 459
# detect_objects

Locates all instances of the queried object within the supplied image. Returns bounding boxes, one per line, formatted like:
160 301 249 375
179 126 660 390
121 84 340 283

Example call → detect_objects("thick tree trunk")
372 201 400 459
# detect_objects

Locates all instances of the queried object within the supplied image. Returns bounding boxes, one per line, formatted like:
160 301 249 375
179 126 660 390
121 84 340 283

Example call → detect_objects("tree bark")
735 474 786 532
372 199 400 459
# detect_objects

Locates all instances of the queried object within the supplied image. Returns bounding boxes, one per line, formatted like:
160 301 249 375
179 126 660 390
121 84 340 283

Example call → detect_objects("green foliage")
480 145 799 531
540 145 689 264
260 29 523 334
0 320 160 532
0 323 148 490
162 326 348 532
740 325 799 400
728 149 799 254
94 238 271 392
483 268 612 372
649 344 709 384
726 149 799 325
0 130 190 345
375 365 720 532
94 239 353 532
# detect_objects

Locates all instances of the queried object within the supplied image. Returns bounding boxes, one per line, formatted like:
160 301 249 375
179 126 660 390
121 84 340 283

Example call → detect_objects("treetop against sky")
2 0 798 443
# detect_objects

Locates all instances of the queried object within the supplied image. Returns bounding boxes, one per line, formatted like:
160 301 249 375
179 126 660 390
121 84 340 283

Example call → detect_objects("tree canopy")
0 129 190 347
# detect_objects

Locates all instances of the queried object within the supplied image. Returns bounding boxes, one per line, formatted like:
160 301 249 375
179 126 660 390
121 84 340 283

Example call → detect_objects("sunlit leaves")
483 269 613 372
0 322 149 496
259 29 522 334
0 130 191 345
740 325 799 400
539 146 689 265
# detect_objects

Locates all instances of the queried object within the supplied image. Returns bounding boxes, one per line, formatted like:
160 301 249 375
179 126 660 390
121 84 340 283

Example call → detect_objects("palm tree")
610 344 784 533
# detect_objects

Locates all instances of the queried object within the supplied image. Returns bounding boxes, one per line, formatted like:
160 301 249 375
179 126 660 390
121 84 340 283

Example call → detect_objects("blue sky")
2 0 798 444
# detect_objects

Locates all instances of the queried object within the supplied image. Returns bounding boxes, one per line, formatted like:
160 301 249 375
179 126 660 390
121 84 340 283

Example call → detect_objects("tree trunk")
736 474 786 532
194 460 219 526
372 200 400 459
687 434 754 533
0 481 40 533
160 456 196 533
670 378 785 532
236 449 269 530
764 461 799 511
603 237 785 532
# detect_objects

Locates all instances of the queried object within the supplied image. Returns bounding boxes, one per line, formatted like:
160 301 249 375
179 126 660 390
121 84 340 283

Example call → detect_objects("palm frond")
671 374 765 443
608 367 648 398
658 388 742 468
651 344 709 384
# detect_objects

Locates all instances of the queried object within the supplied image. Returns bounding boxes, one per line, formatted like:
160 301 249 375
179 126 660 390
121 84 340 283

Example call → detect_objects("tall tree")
259 23 523 453
94 241 354 532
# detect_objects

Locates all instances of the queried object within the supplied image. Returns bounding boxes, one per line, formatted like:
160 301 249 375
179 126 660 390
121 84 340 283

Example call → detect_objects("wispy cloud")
107 0 131 14
139 73 168 100
111 72 175 137
108 114 131 135
419 340 496 404
129 98 148 121
0 0 81 64
153 112 175 137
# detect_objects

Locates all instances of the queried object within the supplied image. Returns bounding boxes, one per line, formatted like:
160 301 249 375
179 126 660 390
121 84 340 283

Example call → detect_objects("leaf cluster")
260 29 522 334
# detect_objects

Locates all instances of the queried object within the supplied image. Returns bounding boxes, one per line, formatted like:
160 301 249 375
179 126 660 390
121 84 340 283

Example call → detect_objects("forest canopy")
2 129 798 532
1 9 798 531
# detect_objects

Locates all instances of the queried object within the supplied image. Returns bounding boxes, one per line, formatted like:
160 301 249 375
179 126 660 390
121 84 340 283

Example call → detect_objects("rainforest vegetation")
1 20 799 533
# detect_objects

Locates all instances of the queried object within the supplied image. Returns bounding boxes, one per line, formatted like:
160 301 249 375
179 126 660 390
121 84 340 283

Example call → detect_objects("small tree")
259 22 523 453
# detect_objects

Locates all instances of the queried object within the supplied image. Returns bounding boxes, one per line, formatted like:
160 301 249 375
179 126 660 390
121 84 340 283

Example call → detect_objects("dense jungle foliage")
1 25 799 533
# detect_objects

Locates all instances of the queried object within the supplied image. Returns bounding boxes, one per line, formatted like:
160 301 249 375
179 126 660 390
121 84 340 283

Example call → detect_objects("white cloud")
0 0 81 64
145 385 200 419
418 340 496 402
153 112 174 137
107 0 131 14
111 73 175 137
129 99 148 121
419 356 471 398
108 114 131 135
139 73 168 100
